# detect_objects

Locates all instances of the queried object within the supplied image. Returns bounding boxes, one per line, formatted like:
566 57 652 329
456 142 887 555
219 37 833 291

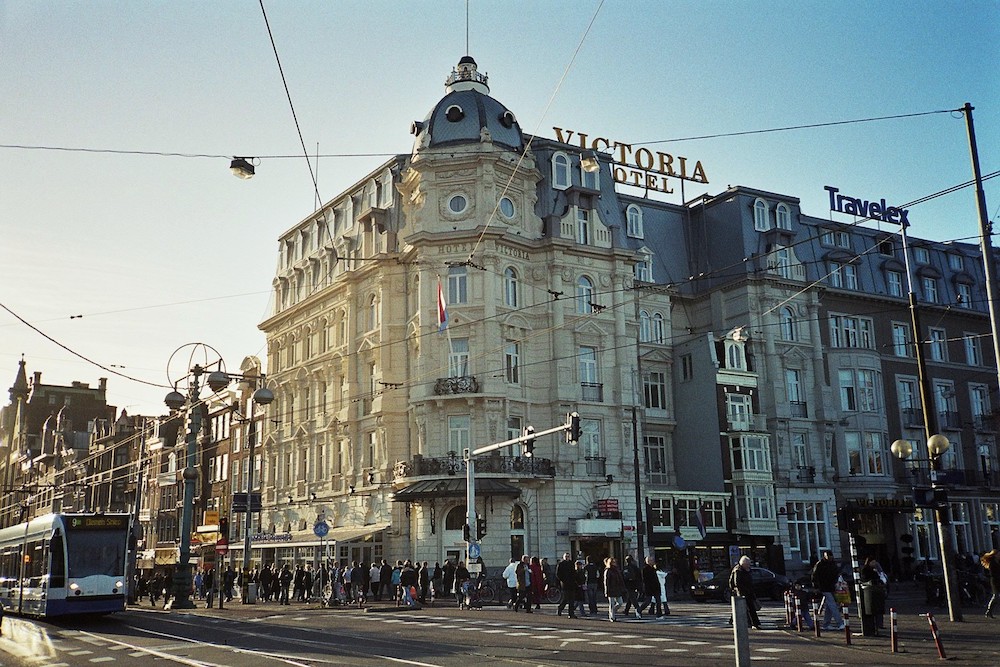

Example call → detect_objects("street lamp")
891 435 963 622
237 380 273 603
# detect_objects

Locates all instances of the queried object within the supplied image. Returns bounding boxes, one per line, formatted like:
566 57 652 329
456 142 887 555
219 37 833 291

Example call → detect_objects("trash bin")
860 583 885 636
246 583 258 604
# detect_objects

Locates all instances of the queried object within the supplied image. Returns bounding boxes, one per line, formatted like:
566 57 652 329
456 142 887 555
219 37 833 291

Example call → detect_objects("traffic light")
523 426 535 458
219 516 229 538
463 523 471 542
566 412 581 444
476 516 487 539
835 508 859 533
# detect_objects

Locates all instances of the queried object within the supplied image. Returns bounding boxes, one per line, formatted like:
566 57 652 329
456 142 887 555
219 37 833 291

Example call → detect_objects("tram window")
49 532 66 587
26 540 45 581
64 530 126 577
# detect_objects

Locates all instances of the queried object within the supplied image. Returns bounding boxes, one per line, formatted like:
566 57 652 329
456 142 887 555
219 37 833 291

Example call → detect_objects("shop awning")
391 477 521 501
326 523 390 543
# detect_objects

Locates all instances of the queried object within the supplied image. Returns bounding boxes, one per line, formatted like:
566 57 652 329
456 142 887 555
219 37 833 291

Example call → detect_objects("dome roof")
411 57 523 152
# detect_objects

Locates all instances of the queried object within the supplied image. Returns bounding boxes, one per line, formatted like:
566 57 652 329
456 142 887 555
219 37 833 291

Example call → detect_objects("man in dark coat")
638 556 668 618
555 552 577 618
811 550 844 630
729 556 760 629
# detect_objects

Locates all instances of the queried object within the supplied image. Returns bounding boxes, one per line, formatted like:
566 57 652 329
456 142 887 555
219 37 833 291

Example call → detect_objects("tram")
0 513 130 617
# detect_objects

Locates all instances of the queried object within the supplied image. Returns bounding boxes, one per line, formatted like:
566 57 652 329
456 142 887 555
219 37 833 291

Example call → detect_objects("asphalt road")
0 589 993 667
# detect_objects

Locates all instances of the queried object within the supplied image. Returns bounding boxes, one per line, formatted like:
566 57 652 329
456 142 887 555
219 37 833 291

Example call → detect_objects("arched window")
576 276 594 314
726 341 744 370
367 294 379 331
626 205 643 238
503 267 519 307
753 198 769 231
553 152 570 189
581 159 599 190
639 310 651 342
780 307 796 341
445 505 467 531
651 313 665 344
776 203 792 230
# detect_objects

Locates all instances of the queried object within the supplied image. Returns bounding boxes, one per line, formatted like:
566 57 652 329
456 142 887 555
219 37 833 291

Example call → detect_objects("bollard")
925 613 946 660
794 596 803 632
732 596 751 667
890 608 898 653
813 600 821 637
784 591 793 627
842 604 851 645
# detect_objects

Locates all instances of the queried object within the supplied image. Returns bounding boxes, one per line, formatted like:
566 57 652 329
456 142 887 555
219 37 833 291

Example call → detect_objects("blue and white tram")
0 513 130 617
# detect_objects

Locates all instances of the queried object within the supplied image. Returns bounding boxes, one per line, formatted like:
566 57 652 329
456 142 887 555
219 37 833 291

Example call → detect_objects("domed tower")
399 56 539 239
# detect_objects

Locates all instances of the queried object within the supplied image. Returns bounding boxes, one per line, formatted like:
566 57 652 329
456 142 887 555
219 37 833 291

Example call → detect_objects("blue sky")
1 1 997 416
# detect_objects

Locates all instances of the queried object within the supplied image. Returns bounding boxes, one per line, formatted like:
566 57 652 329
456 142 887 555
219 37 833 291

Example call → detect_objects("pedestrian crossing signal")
566 412 581 444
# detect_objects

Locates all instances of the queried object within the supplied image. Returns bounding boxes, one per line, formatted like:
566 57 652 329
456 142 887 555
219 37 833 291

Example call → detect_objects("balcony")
434 376 480 395
937 411 962 430
972 414 996 432
585 456 606 476
789 401 808 418
581 382 604 402
727 413 767 432
393 453 555 480
901 408 924 428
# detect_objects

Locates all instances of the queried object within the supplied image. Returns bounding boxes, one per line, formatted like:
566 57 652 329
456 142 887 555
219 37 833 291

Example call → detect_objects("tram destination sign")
68 515 129 530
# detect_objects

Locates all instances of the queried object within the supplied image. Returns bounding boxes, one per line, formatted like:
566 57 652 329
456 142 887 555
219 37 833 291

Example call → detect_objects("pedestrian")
223 566 237 602
369 561 381 600
502 557 518 608
431 561 443 602
443 558 456 600
811 550 845 630
279 564 293 604
302 565 314 603
638 556 668 618
454 560 471 608
204 568 216 608
621 554 642 619
292 564 305 602
529 556 545 609
860 556 887 630
555 552 577 618
573 560 588 617
391 560 403 604
583 555 601 616
981 549 1000 618
603 556 627 622
379 559 392 601
729 556 761 629
193 570 204 601
513 555 533 612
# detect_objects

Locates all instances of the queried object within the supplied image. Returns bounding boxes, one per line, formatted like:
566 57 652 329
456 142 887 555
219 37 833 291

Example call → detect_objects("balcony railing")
581 382 604 402
727 413 767 432
973 414 996 432
789 401 808 418
434 376 480 395
394 453 555 479
901 408 924 428
585 456 607 476
937 410 961 430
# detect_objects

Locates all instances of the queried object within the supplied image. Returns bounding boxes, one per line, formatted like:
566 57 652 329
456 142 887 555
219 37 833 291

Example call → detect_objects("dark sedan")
690 566 791 602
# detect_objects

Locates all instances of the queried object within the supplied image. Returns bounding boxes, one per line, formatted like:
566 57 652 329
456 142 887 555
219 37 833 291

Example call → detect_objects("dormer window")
581 159 599 190
753 199 769 231
445 105 465 122
775 203 791 230
626 205 644 238
553 152 570 189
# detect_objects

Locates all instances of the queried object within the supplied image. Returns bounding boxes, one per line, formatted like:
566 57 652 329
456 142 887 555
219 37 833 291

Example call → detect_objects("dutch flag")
437 276 449 333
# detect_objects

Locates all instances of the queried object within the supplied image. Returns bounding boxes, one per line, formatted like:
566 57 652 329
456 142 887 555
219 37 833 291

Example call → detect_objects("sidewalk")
781 584 999 664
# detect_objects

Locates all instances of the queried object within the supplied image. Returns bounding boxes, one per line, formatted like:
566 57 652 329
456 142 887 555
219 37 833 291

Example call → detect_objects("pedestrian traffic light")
463 523 471 542
566 411 581 444
219 516 229 538
523 426 535 458
835 508 859 533
476 516 487 539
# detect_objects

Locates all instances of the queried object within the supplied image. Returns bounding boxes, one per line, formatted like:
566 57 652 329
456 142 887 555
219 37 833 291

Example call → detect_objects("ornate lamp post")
236 380 273 602
891 435 963 622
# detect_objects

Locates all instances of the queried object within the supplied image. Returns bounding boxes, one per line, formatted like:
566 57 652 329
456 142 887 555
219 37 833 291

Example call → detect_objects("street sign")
313 521 330 538
215 539 229 555
467 542 481 559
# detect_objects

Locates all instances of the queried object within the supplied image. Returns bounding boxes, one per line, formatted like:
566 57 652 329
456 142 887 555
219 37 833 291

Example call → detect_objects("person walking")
729 556 761 629
502 557 518 609
529 556 545 610
603 556 627 622
860 556 887 631
514 555 533 612
454 560 471 609
811 550 845 630
431 561 443 603
278 564 293 605
555 552 577 617
379 559 392 601
982 549 1000 618
583 555 601 616
621 555 642 619
204 568 216 609
638 556 668 618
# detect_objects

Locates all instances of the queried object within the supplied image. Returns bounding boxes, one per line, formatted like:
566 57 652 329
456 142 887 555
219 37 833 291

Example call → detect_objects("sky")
1 0 998 417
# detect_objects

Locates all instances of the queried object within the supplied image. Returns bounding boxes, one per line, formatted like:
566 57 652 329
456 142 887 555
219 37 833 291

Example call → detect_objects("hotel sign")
554 127 709 194
825 185 910 224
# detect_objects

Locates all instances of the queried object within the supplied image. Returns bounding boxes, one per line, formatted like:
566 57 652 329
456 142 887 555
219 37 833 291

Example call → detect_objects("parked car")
690 566 790 602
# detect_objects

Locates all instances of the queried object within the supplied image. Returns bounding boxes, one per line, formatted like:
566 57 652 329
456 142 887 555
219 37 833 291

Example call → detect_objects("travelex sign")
553 127 708 194
825 186 910 224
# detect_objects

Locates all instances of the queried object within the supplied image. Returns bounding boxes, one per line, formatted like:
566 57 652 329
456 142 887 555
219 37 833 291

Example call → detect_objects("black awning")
391 477 521 502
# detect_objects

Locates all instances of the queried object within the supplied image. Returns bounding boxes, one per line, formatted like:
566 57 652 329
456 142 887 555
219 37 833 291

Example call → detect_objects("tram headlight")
115 580 124 588
69 583 80 591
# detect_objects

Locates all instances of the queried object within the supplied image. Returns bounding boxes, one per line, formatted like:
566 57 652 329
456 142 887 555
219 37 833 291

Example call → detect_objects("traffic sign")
313 521 330 538
467 542 481 559
215 538 229 555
